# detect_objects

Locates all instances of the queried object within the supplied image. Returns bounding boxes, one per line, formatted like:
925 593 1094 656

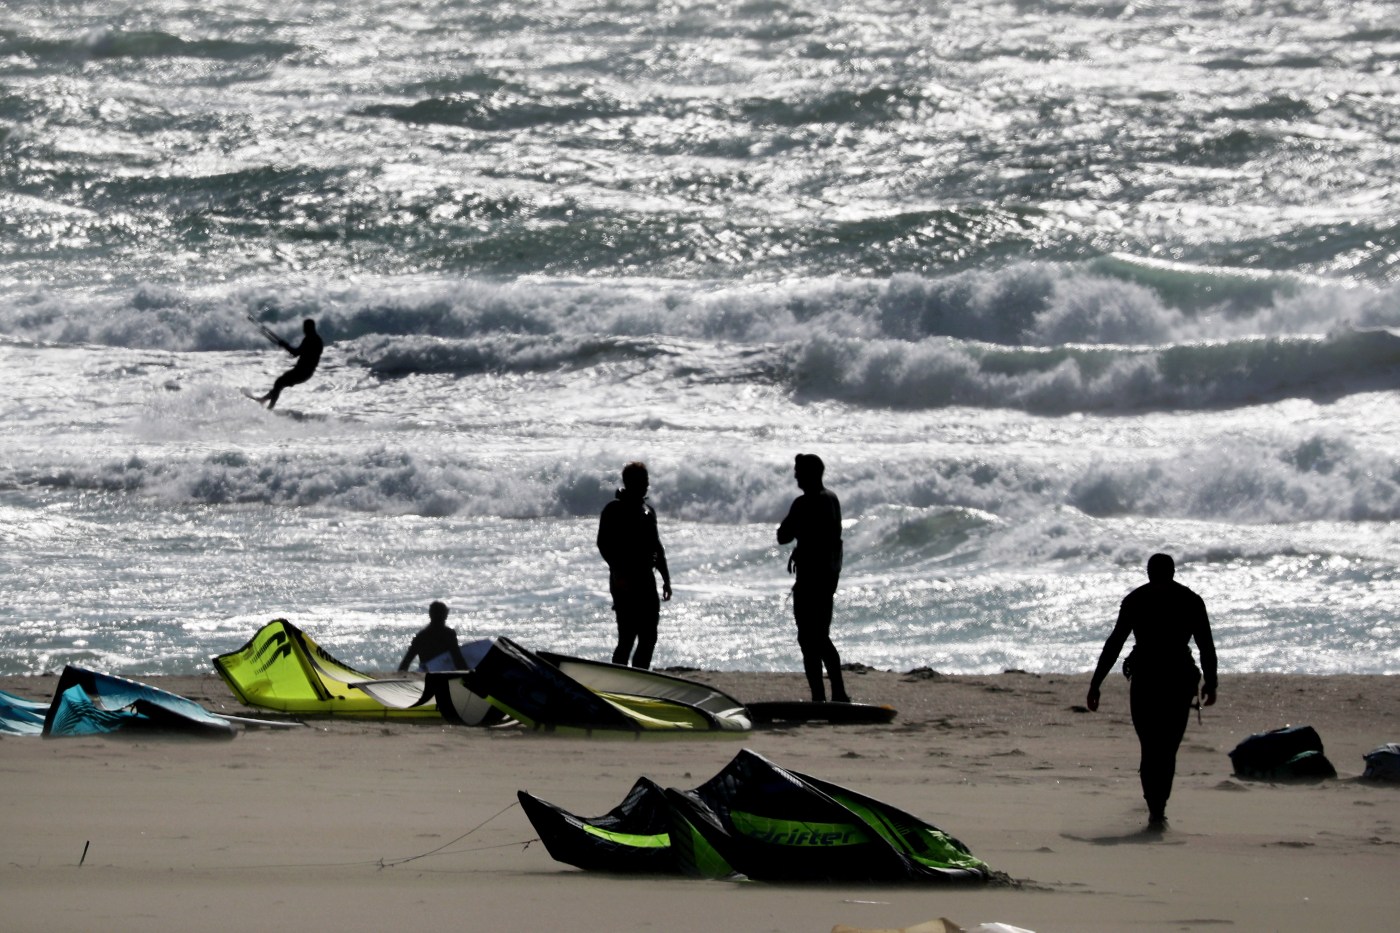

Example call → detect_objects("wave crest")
14 427 1398 527
7 262 1398 412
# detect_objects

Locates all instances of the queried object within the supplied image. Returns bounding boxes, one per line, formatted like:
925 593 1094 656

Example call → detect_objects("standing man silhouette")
256 318 323 409
777 453 850 704
1086 553 1218 829
597 461 671 669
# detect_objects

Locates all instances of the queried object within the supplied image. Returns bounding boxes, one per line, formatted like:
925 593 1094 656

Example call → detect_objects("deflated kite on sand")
0 666 240 738
519 748 992 883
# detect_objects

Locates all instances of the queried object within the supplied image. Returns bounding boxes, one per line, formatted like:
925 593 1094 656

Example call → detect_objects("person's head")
1146 553 1175 582
794 453 825 492
303 318 317 335
428 600 449 626
621 461 649 495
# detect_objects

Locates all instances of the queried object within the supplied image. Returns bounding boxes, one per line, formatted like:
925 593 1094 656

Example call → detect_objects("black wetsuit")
265 330 323 409
1090 578 1218 820
597 490 670 669
777 486 848 703
399 624 467 671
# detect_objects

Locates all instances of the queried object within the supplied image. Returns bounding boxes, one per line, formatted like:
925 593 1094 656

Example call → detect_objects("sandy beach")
2 668 1395 933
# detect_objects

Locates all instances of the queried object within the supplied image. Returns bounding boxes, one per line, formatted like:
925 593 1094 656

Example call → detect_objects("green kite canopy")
212 619 439 718
520 749 991 883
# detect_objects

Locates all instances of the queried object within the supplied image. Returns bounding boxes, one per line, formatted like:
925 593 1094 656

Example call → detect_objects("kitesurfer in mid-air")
399 601 469 672
1086 553 1218 830
254 317 323 409
597 461 671 669
777 453 850 704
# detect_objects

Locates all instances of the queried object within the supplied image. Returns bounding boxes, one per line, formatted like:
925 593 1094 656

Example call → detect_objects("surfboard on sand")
746 700 897 725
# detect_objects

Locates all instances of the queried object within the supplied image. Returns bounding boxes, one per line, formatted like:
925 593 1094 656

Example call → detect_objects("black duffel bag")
1228 725 1337 780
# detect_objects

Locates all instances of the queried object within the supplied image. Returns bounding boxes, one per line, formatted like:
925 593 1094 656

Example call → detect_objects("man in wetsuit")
777 453 850 704
398 601 469 671
1087 553 1218 829
597 461 672 669
256 318 323 409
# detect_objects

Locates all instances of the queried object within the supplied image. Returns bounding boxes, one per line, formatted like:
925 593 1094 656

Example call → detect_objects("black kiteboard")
747 700 897 725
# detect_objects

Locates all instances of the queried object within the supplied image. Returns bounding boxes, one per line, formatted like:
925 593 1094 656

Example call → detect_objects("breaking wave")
4 259 1396 413
14 426 1400 526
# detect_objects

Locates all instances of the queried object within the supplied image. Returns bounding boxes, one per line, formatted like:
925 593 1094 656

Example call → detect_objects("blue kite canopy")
42 666 237 739
0 687 47 735
519 749 991 883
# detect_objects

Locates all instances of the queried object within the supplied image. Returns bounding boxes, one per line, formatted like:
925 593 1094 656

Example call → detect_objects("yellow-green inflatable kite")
212 619 438 718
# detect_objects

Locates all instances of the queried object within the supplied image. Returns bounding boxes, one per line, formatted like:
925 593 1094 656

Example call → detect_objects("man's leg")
612 591 659 667
612 610 637 666
610 599 638 664
264 369 309 409
1131 681 1191 824
632 611 658 670
824 635 849 703
794 586 846 702
263 374 289 409
793 588 824 701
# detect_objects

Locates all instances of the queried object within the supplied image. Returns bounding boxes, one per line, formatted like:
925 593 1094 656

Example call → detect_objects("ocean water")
2 0 1398 678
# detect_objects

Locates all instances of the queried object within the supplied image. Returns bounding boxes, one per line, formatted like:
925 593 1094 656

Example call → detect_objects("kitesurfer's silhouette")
777 453 850 704
597 461 671 669
398 601 468 671
255 318 323 409
1086 553 1218 829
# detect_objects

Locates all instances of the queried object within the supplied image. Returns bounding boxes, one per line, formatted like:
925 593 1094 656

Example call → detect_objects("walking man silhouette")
1087 553 1218 829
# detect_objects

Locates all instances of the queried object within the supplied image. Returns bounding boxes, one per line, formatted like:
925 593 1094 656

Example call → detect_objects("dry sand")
2 668 1396 933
